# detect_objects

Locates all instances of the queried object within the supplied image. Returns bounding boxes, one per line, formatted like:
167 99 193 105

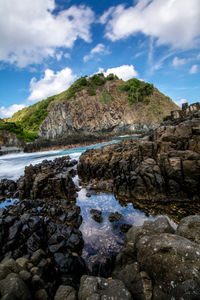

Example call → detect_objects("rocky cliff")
37 78 177 144
0 130 25 155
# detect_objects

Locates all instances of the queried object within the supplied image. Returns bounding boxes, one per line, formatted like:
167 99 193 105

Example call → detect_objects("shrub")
88 89 96 96
99 91 113 104
89 74 106 86
118 78 154 105
106 73 119 80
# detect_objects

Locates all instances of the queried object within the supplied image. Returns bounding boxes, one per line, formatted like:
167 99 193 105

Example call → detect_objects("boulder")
0 273 31 300
78 275 132 300
54 285 77 300
90 209 103 223
176 215 200 244
137 233 200 299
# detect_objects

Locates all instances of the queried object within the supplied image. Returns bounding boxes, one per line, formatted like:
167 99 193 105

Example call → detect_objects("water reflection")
76 185 156 259
0 198 19 209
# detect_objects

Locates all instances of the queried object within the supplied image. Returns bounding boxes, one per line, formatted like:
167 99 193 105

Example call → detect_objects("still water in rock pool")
0 136 166 259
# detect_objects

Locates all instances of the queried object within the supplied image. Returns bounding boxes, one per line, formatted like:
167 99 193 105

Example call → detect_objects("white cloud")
28 67 77 101
197 53 200 59
56 51 63 62
101 0 200 49
83 43 110 62
100 65 138 81
172 57 187 67
175 98 187 107
0 104 26 118
189 64 198 74
0 0 94 67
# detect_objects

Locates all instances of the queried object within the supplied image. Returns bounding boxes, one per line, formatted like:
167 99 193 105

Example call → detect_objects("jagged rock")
78 275 132 300
90 209 103 223
176 215 200 244
0 273 31 300
108 211 123 222
17 156 77 201
54 285 77 300
78 103 200 212
0 179 17 198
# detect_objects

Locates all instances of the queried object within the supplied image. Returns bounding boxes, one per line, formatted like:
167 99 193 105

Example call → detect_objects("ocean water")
0 138 129 181
0 136 173 258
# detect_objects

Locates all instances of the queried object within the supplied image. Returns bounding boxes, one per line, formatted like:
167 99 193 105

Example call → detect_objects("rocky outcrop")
0 130 24 155
78 103 200 216
17 156 77 201
1 216 199 299
78 275 132 300
112 216 200 300
35 81 177 148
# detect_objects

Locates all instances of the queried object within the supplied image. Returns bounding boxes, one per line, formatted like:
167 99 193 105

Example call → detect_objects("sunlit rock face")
37 82 177 142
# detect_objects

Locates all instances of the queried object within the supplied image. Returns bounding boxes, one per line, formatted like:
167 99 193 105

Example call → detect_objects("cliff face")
37 79 178 142
0 130 24 148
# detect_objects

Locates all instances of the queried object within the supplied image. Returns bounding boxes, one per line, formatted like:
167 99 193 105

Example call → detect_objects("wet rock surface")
78 103 200 219
1 105 200 299
0 156 78 202
78 275 132 300
90 209 103 223
112 216 200 300
18 156 77 201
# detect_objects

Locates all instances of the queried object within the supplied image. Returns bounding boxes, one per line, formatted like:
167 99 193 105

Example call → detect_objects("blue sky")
0 0 200 118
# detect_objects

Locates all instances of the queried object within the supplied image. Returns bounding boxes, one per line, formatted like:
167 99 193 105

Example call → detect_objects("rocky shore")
78 102 200 219
0 102 200 299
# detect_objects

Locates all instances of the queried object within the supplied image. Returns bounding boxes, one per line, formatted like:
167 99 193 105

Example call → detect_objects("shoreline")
24 134 141 153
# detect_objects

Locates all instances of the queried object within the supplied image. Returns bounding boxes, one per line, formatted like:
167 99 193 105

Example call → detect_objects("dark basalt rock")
120 223 132 233
112 216 200 300
90 209 103 223
0 156 78 201
0 179 17 198
176 215 200 245
108 211 123 222
78 103 200 219
78 275 132 300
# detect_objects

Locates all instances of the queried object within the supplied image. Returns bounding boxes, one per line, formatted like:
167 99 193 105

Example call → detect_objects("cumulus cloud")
83 43 110 62
189 64 198 74
99 65 138 81
0 0 94 67
175 98 187 107
101 0 200 49
172 57 187 67
28 67 77 101
0 104 26 118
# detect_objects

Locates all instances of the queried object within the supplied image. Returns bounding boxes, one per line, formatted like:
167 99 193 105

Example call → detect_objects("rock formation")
36 84 176 144
1 216 200 299
78 102 200 218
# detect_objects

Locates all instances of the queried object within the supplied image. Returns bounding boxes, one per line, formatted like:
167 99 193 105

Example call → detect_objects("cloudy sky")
0 0 200 118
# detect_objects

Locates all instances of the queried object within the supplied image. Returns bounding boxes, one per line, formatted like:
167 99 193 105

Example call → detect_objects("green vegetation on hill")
64 73 118 100
6 98 55 141
118 78 154 105
7 73 119 141
0 119 36 142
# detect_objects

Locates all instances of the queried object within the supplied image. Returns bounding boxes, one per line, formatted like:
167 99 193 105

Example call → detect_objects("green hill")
5 74 178 142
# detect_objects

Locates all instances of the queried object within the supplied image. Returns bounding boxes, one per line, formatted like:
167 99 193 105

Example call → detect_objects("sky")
0 0 200 118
